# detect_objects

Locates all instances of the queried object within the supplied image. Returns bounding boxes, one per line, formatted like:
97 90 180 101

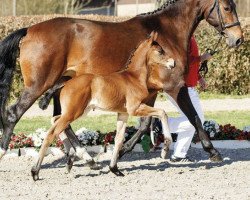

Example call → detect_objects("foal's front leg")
110 113 128 176
130 104 172 158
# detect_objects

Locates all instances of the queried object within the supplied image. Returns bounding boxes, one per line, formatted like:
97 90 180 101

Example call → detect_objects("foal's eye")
224 7 231 12
158 49 164 55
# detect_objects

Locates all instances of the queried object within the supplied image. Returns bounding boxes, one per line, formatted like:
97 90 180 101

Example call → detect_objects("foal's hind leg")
31 125 57 181
173 86 222 162
31 115 72 181
110 113 128 176
53 93 99 171
52 94 80 172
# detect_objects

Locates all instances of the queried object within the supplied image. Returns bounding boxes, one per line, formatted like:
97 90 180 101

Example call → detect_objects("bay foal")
31 32 175 180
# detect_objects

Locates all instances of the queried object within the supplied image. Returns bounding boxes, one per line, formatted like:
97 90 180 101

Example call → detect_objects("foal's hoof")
31 167 39 181
109 165 125 177
210 152 223 162
160 149 169 159
66 158 74 173
85 160 102 170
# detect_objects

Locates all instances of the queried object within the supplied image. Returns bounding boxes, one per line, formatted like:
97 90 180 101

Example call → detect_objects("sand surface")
0 148 249 200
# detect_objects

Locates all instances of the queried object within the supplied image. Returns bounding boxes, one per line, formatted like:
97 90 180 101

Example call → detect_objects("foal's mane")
123 47 138 70
138 0 180 16
116 39 147 73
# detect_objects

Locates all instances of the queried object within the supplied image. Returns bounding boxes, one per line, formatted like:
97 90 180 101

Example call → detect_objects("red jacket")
184 37 201 87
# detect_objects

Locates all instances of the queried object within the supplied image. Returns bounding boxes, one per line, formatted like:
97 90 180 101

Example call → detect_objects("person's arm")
200 52 212 63
190 52 212 65
198 75 207 90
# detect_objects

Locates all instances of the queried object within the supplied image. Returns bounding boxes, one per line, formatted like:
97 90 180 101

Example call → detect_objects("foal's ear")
149 31 158 41
152 31 158 41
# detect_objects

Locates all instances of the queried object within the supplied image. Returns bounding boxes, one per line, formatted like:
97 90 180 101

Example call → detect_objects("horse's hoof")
31 167 39 181
210 152 223 162
109 165 125 177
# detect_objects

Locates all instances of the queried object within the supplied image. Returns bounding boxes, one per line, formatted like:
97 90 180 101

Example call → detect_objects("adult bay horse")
0 0 243 163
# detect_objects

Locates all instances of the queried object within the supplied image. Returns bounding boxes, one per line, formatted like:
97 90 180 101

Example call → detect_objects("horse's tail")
0 28 28 128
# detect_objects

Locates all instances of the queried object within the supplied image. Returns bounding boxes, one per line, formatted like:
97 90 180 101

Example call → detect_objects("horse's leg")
109 113 128 176
173 86 222 162
0 86 48 157
119 93 157 158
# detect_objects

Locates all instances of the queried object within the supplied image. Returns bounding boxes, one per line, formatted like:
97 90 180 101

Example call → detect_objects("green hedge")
195 18 250 95
0 15 249 99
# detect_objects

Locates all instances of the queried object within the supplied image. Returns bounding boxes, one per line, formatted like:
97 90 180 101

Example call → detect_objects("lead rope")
199 35 223 76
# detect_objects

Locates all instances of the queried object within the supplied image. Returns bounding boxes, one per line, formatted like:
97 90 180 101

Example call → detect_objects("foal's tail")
0 28 28 129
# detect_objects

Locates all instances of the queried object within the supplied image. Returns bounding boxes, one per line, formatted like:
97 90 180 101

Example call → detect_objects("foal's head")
145 41 177 90
126 31 174 71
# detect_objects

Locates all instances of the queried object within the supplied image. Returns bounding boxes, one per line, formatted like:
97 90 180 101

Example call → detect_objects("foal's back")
60 34 156 115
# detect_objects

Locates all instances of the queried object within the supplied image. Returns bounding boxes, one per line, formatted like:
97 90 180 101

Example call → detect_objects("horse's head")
204 0 243 47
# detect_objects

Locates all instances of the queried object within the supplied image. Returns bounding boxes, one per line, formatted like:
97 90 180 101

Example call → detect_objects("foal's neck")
121 45 149 83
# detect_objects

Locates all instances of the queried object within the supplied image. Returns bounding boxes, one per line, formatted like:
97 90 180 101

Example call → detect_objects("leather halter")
206 0 240 33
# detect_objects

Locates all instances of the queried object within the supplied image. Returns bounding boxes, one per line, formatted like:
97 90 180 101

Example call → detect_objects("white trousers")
167 87 205 158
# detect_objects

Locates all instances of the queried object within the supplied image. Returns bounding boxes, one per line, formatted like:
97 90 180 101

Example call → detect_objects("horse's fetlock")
6 109 17 123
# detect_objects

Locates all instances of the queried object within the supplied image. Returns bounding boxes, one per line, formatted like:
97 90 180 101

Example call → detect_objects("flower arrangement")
2 122 249 150
28 128 47 148
1 126 138 150
203 120 220 138
76 127 100 146
193 120 250 142
217 124 250 140
8 133 34 150
243 126 250 133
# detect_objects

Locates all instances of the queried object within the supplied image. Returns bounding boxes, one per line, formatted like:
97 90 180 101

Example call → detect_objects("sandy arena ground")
0 148 249 200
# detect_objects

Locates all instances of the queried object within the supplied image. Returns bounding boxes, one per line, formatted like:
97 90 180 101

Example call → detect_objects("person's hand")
199 77 207 91
200 53 212 62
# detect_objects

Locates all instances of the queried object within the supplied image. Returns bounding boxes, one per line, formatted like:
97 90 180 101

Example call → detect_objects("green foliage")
14 111 250 134
140 134 151 153
195 19 250 95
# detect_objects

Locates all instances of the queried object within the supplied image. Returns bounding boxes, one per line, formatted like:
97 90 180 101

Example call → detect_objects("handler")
153 36 212 162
